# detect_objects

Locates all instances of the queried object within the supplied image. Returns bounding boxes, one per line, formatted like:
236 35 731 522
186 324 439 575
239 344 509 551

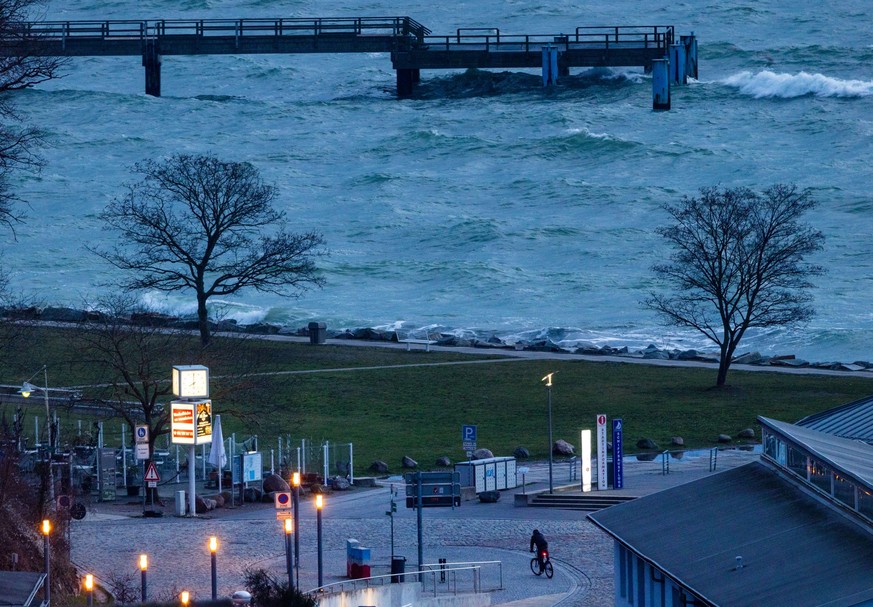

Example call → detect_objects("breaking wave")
721 70 873 98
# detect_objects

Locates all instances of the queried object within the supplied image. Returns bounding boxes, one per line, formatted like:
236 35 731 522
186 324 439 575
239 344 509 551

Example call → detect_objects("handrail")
422 559 503 590
307 564 484 597
11 16 430 40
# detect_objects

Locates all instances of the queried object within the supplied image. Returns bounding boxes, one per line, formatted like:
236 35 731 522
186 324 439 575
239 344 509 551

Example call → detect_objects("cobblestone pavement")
71 449 759 606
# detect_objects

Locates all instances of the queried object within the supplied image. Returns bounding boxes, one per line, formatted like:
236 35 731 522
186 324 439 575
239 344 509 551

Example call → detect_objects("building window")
619 545 627 598
834 474 856 508
787 446 807 479
809 460 831 495
859 489 873 520
764 431 778 459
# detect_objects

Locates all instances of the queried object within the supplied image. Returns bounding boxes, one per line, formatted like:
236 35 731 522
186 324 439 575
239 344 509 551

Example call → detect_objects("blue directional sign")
613 418 624 489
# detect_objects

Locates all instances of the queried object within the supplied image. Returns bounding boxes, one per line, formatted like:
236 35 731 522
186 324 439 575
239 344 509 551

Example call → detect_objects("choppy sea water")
7 0 873 363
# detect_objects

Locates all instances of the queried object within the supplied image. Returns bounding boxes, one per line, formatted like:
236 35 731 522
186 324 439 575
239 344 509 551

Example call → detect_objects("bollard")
652 58 670 110
175 490 186 516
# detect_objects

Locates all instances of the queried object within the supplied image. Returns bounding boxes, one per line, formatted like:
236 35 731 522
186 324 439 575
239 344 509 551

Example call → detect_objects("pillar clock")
172 365 210 399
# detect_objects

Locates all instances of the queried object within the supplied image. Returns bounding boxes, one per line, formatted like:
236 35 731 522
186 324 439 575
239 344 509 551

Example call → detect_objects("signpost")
170 364 212 517
613 418 624 489
597 414 607 490
462 424 477 457
275 491 293 520
405 471 462 579
581 429 592 492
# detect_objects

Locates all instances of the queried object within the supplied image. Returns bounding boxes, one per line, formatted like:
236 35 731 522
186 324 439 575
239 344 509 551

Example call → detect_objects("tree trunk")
717 345 731 387
197 293 210 346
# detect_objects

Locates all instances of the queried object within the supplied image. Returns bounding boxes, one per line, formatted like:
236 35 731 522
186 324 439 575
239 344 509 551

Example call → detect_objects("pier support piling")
541 45 559 86
396 68 418 97
681 33 698 80
652 58 670 110
669 44 686 85
142 39 162 97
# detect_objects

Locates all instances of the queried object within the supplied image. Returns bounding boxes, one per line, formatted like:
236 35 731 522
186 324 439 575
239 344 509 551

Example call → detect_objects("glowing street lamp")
541 372 556 494
209 536 218 600
139 554 148 602
316 494 324 588
180 591 190 606
291 472 300 587
42 519 51 607
283 518 294 591
84 574 94 607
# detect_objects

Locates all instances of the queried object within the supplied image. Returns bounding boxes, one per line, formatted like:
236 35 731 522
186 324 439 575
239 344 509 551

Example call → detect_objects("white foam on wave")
721 70 873 98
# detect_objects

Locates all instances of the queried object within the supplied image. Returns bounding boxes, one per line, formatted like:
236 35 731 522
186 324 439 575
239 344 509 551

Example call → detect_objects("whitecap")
721 70 873 98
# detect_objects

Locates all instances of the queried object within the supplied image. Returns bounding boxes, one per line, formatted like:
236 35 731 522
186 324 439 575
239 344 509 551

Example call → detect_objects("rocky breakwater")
9 306 873 374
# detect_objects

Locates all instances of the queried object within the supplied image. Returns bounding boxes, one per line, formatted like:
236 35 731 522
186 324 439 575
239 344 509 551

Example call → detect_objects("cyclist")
530 529 549 569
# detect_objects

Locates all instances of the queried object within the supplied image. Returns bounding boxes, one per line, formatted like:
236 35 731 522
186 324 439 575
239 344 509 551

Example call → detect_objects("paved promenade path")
71 449 759 606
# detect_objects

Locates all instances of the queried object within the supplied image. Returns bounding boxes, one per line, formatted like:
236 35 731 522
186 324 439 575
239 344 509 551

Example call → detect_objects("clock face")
172 366 209 398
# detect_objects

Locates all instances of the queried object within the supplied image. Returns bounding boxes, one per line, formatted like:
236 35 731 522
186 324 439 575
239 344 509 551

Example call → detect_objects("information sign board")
98 448 116 502
613 418 624 489
171 400 213 445
597 414 608 491
405 471 461 508
135 443 150 460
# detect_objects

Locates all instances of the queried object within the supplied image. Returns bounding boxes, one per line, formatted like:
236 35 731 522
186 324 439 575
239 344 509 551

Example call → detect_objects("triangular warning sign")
144 462 161 483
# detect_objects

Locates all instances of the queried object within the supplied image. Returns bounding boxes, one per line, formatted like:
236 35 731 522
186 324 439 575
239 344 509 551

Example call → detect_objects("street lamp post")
209 536 218 600
41 520 51 607
316 494 324 588
292 472 300 588
542 373 556 494
84 574 94 607
139 554 148 602
284 518 294 592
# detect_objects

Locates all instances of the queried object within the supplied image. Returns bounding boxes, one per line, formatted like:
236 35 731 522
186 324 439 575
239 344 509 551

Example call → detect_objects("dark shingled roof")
588 462 873 607
0 571 46 607
796 395 873 443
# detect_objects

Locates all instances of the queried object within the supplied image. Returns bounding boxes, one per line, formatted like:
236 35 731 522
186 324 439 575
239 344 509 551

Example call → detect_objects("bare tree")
644 184 825 387
0 0 66 228
92 154 327 346
73 295 201 493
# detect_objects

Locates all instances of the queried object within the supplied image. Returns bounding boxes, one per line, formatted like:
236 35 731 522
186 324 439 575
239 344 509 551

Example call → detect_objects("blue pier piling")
669 44 686 85
542 45 559 86
681 33 698 80
652 58 670 110
142 40 161 97
396 68 416 97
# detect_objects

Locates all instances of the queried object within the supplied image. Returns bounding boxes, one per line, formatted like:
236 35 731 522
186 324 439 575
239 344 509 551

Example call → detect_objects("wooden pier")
2 16 697 105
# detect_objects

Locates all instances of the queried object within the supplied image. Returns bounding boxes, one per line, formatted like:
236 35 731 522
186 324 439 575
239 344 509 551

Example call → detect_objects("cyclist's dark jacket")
530 530 548 552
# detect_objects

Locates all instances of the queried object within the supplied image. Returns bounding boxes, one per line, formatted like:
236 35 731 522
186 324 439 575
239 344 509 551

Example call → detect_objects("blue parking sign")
462 425 477 442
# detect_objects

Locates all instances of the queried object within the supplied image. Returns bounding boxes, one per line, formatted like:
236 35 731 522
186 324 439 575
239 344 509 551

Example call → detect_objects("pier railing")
422 25 674 52
14 16 432 43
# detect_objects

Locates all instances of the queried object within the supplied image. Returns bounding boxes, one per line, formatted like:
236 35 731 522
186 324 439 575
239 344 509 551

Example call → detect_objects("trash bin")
308 321 327 345
391 556 406 583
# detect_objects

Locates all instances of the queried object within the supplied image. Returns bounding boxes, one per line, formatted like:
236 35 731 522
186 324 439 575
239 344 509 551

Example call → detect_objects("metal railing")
422 559 504 592
423 25 674 53
14 16 431 41
307 564 487 597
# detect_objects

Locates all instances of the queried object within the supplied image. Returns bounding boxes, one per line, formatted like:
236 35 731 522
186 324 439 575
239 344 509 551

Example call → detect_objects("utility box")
454 456 517 493
308 322 327 345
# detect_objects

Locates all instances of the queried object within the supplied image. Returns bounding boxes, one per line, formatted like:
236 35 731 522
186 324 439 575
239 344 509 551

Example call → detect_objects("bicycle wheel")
530 558 542 576
544 561 554 579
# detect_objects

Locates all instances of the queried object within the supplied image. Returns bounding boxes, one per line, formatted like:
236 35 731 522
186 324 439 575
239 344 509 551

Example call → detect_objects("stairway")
527 492 637 512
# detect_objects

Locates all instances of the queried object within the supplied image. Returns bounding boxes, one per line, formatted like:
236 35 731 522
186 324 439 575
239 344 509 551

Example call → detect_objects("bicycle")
530 549 554 578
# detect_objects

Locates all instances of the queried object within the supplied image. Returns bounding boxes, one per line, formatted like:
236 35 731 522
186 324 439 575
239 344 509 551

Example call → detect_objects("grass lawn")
2 326 872 473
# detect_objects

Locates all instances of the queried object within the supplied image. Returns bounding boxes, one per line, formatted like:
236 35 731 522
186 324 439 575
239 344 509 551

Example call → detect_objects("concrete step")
528 493 637 512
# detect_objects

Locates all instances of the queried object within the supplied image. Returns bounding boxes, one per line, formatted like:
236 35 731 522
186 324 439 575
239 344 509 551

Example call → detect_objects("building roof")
0 572 46 607
588 462 873 607
760 416 873 488
796 395 873 443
